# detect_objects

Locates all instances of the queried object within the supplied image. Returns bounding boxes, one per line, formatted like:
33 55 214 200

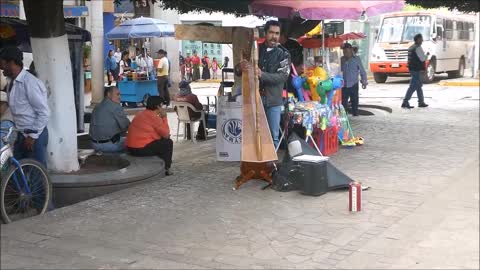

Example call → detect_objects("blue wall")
103 12 115 60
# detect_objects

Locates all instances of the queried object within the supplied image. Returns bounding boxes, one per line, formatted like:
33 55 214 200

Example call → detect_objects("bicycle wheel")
1 158 51 224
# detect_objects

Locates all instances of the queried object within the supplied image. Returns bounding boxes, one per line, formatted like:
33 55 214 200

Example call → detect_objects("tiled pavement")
1 94 478 269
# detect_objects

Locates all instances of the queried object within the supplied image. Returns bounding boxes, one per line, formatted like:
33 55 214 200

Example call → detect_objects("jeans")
92 137 126 153
342 83 359 115
404 70 425 103
14 128 48 168
265 105 283 148
157 75 170 106
128 138 173 169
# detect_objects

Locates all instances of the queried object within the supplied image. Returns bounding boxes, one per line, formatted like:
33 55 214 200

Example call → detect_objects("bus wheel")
448 58 465 78
423 62 435 83
373 73 388 83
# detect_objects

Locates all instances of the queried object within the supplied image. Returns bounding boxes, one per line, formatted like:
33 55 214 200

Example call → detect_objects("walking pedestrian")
179 51 186 80
191 50 201 81
156 49 170 106
0 46 50 167
105 49 118 86
340 42 368 116
201 51 211 80
402 34 429 109
211 57 219 80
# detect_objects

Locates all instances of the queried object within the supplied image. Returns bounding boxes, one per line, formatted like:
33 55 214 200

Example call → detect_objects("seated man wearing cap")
89 86 130 153
340 42 368 117
0 91 16 149
174 80 206 140
0 46 50 167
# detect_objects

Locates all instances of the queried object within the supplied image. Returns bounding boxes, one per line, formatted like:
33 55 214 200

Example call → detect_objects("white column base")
31 35 80 172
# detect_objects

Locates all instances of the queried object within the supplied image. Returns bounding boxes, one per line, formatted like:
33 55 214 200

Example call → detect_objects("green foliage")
405 0 479 13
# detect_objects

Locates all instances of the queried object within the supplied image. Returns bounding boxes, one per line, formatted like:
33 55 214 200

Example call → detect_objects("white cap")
0 91 7 103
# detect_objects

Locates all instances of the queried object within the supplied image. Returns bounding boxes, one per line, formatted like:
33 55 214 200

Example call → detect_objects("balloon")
308 77 320 101
327 88 336 107
332 76 344 90
291 75 305 102
316 83 327 104
303 81 310 90
321 79 333 92
314 67 328 81
302 89 312 101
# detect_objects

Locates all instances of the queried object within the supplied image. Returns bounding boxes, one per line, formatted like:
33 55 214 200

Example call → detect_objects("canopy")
0 18 91 52
105 17 174 40
250 0 405 20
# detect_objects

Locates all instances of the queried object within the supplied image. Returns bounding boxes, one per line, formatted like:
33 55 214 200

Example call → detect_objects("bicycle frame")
9 157 32 194
1 129 32 195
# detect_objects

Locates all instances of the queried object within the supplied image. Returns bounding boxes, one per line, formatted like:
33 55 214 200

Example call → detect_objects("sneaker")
418 103 429 108
401 101 414 109
165 169 174 176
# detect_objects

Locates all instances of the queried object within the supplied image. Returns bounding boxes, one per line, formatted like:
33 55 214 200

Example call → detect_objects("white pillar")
474 12 479 79
150 5 180 86
89 0 104 105
31 35 80 172
18 0 26 20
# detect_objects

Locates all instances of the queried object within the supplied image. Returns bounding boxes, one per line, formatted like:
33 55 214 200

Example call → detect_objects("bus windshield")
378 15 432 43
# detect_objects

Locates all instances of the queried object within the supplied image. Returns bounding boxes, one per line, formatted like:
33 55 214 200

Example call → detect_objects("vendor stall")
105 17 174 106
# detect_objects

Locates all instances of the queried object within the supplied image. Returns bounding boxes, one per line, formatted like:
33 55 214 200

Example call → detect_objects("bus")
370 11 475 83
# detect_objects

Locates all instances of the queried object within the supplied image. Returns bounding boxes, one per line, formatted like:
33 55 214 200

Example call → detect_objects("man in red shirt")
185 52 192 81
174 80 206 140
191 50 201 81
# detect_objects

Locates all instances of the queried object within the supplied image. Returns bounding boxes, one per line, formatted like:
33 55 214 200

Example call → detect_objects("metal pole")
322 20 325 67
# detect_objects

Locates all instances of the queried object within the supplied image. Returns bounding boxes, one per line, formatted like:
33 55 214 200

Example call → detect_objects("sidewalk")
438 77 480 87
1 97 479 268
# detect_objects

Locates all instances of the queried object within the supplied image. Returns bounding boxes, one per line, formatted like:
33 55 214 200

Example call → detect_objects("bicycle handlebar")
1 127 38 143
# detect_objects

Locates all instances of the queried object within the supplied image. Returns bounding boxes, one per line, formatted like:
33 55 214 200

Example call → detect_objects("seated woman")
126 96 173 176
174 80 206 140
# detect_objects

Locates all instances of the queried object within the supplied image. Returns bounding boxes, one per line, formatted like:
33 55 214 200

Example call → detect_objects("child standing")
211 57 219 80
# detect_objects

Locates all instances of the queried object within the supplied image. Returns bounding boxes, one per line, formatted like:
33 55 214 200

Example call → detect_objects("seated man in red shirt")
174 80 206 140
126 96 173 176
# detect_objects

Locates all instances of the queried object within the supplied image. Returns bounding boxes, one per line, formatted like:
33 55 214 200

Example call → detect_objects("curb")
438 80 479 87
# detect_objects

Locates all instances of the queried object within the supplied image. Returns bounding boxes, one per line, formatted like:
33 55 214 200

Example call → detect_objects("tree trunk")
24 0 80 172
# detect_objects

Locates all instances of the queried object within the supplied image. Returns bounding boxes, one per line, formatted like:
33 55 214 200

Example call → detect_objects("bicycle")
0 127 51 223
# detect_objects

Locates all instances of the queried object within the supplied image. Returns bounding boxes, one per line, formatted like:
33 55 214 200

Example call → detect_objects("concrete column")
474 12 479 78
151 4 180 89
89 0 104 105
19 0 26 19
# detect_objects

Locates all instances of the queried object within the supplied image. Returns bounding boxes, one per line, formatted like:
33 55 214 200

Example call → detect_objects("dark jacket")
258 43 291 107
408 44 425 71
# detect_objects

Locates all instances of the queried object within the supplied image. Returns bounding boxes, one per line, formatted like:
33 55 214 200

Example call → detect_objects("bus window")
468 22 474 41
445 20 454 40
436 26 443 40
377 16 404 43
402 16 431 42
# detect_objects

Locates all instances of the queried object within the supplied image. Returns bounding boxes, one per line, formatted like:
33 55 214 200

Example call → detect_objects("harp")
174 25 278 189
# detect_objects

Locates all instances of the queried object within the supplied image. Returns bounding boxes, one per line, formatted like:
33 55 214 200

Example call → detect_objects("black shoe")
401 101 414 109
418 103 429 108
353 113 359 117
165 169 174 176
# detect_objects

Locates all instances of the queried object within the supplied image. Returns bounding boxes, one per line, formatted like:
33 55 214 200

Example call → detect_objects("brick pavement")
1 96 478 269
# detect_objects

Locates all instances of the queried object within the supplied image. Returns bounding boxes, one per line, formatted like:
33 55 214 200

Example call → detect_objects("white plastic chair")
171 101 207 143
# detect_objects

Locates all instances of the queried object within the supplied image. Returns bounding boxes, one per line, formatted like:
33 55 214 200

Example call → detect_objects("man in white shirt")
0 47 50 167
156 49 170 106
